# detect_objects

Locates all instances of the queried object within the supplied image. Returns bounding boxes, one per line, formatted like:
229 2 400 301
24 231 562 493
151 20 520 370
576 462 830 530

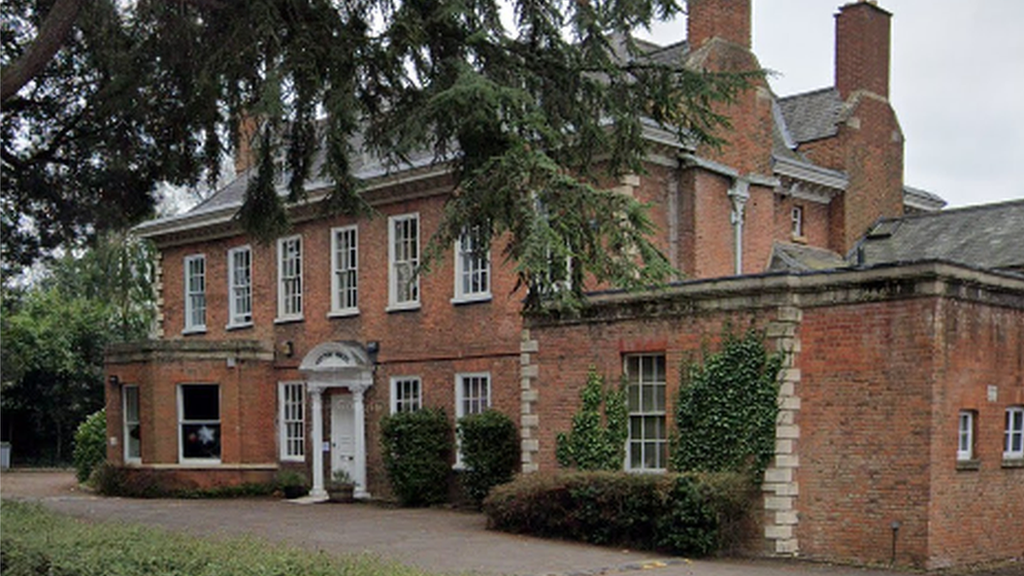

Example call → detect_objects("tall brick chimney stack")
687 0 752 49
835 0 892 100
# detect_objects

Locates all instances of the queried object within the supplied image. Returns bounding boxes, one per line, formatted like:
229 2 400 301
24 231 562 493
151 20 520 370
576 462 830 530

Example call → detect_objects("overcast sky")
640 0 1024 209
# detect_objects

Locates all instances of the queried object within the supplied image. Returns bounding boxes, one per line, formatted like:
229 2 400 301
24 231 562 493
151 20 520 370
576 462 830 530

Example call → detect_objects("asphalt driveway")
0 470 1007 576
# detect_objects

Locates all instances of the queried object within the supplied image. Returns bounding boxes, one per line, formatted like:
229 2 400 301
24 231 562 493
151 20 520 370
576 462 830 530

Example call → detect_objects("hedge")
483 470 755 556
380 407 453 506
457 409 520 505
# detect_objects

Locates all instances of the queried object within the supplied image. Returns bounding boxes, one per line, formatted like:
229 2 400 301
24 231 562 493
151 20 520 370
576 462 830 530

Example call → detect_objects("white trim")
388 213 421 311
276 235 303 322
957 410 974 462
1005 406 1024 460
183 254 207 334
454 372 492 467
389 376 422 414
330 225 360 316
278 381 306 462
452 229 492 304
226 245 253 329
773 155 849 191
123 385 141 463
177 384 221 464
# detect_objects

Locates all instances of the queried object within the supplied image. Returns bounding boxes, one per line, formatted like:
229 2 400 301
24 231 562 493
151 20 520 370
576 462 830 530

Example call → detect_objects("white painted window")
279 382 305 461
453 228 491 303
330 226 359 315
1005 406 1024 460
390 377 422 414
178 384 220 462
227 246 252 328
183 254 206 332
957 410 974 461
625 354 667 471
456 373 491 418
123 385 141 463
791 205 804 238
388 213 420 310
277 235 303 321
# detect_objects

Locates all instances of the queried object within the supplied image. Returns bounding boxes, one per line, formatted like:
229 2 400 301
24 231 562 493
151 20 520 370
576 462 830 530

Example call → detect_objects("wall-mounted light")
280 341 295 358
108 375 120 387
366 341 380 365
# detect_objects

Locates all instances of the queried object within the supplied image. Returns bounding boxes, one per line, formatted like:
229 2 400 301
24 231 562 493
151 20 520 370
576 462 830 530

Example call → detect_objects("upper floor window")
791 206 804 239
1005 406 1024 460
390 376 422 414
331 226 359 315
625 354 667 471
957 410 975 462
277 235 303 321
227 246 252 328
178 384 220 462
453 228 491 303
183 254 206 333
388 214 420 310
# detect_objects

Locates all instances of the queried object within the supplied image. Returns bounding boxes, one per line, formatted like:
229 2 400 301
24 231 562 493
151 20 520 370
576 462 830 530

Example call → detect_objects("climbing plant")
671 329 783 481
555 368 628 471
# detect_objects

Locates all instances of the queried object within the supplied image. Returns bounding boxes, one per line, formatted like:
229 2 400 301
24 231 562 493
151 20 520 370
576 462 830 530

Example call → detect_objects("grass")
0 499 439 576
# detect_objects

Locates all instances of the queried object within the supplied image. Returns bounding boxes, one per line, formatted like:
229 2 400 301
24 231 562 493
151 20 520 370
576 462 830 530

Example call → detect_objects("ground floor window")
456 373 491 418
279 382 305 461
179 384 221 462
123 385 140 462
625 354 667 471
391 377 422 414
1005 406 1024 460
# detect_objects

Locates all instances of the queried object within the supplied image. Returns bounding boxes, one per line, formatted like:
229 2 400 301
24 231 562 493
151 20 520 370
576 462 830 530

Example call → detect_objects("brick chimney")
687 0 751 49
835 0 891 100
233 115 259 175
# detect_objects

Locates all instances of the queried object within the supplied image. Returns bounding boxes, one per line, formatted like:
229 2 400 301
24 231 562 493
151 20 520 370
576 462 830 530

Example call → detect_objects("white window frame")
390 376 422 414
227 245 253 329
177 384 221 464
625 354 667 472
183 254 207 333
388 213 420 311
123 385 141 463
454 372 492 467
453 228 491 304
278 382 306 462
957 410 974 462
791 205 805 238
276 235 303 322
1005 406 1024 460
330 226 359 316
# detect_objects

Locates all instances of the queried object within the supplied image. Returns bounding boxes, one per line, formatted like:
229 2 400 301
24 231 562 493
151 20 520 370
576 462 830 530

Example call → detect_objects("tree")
0 232 155 463
3 0 756 305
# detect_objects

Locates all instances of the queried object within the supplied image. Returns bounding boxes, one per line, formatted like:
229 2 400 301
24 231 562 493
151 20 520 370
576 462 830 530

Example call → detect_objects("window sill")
452 294 492 305
274 315 304 325
328 309 360 319
790 234 808 244
956 459 981 471
226 321 253 331
386 302 421 313
177 459 222 466
1001 457 1024 469
182 327 207 336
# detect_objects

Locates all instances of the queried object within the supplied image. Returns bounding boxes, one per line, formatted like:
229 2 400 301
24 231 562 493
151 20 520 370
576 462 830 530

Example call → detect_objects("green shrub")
380 407 453 506
555 368 627 471
92 463 276 499
72 409 107 483
483 470 753 556
0 500 431 576
457 409 519 505
672 329 783 481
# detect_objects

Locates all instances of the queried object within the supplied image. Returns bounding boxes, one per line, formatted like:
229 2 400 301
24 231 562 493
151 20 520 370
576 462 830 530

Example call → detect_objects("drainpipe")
728 178 750 275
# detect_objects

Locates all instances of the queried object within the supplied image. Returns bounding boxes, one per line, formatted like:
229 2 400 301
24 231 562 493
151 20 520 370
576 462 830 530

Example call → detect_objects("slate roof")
776 87 845 144
856 199 1024 275
767 242 847 273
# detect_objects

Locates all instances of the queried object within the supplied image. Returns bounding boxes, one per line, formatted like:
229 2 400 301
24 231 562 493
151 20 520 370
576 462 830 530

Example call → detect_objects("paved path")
0 470 987 576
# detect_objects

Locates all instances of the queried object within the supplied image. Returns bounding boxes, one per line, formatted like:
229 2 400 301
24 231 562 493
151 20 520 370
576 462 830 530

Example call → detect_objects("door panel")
330 394 356 479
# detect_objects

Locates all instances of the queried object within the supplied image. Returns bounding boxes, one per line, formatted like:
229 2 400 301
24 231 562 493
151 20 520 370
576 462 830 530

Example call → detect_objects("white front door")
330 394 356 481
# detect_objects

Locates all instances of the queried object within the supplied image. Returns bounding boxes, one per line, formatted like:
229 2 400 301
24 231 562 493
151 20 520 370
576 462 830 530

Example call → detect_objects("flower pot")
327 484 355 503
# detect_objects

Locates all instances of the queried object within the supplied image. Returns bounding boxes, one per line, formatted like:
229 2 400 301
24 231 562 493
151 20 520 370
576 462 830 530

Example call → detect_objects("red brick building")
105 0 1023 569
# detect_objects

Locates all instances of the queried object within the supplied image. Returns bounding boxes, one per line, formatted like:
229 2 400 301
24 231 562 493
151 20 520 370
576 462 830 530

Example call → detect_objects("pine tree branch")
1 0 83 104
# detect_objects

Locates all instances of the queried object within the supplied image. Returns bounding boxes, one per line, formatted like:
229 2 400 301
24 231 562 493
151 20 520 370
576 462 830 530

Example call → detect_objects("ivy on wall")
671 330 783 481
555 368 628 471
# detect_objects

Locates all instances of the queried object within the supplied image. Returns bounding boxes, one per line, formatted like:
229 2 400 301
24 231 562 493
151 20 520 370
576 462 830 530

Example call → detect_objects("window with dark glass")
179 384 221 461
